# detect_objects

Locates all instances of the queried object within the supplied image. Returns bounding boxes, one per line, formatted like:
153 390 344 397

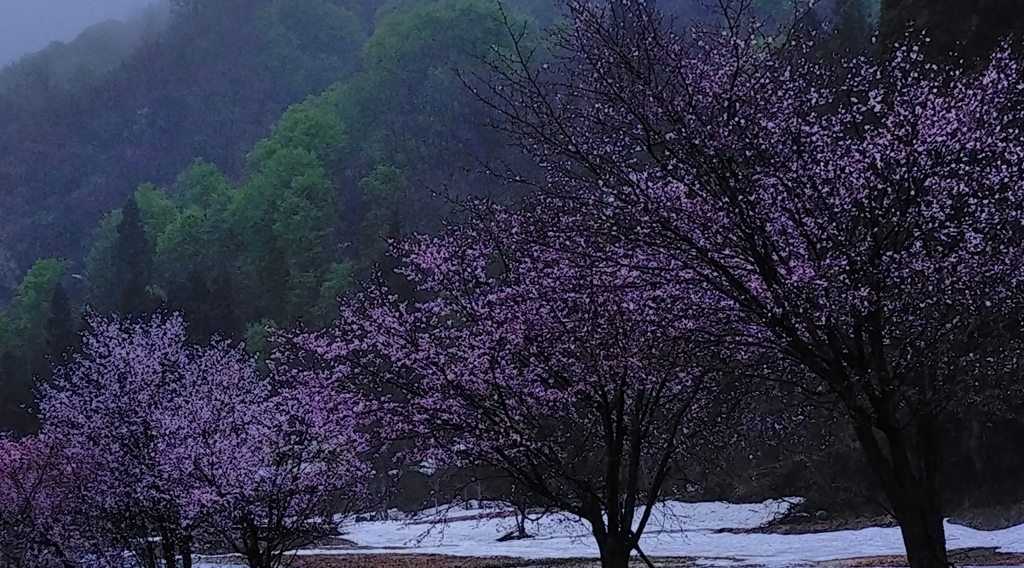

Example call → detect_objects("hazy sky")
0 0 153 66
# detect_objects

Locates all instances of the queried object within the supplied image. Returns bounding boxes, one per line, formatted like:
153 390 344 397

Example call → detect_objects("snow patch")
196 499 1024 566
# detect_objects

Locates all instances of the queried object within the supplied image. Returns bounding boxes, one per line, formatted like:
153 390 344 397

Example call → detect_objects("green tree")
356 162 407 269
114 196 155 318
172 159 231 209
260 0 367 97
233 144 342 324
313 261 355 326
318 0 538 264
44 282 78 362
224 97 350 325
135 184 179 239
0 310 11 350
248 100 348 173
8 258 68 352
0 350 32 432
155 206 214 292
84 209 124 313
0 258 69 431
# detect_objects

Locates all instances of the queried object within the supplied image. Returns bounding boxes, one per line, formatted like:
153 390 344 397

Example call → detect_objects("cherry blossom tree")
38 313 374 568
40 314 204 568
176 357 374 568
297 204 750 568
475 2 1024 567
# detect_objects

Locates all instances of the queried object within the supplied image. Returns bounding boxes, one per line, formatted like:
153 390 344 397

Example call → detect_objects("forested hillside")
2 2 1024 562
0 0 562 428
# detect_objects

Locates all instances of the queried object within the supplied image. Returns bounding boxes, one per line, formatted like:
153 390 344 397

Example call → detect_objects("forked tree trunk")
140 539 158 568
241 517 272 568
516 509 528 538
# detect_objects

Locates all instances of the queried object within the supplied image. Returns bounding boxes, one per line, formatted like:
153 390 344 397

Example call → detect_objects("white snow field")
198 498 1024 566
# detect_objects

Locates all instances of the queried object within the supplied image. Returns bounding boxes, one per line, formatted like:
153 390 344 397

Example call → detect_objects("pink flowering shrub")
37 314 373 568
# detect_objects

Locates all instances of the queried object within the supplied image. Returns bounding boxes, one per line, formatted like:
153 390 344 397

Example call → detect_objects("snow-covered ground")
198 498 1024 566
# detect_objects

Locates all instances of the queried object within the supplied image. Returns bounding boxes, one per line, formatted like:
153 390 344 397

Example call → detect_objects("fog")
0 0 153 66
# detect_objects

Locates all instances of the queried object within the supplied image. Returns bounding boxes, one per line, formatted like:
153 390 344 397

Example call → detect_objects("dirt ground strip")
717 515 900 535
286 555 700 568
813 547 1024 567
200 547 1024 568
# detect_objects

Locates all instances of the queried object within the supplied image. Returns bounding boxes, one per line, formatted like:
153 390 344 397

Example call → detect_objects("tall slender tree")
44 282 77 363
114 197 154 319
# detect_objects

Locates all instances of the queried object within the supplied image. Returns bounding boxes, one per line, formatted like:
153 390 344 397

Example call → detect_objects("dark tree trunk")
243 517 264 568
852 419 949 568
516 509 528 538
892 496 948 568
141 540 158 568
181 534 193 568
595 531 633 568
244 549 273 568
160 527 178 568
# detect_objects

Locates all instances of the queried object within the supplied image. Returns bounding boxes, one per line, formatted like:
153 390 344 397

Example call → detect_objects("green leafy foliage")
260 0 368 98
248 101 348 172
7 259 67 352
0 258 70 432
83 209 124 314
356 162 408 269
113 195 155 318
232 144 342 323
314 261 356 324
171 159 231 208
0 0 549 432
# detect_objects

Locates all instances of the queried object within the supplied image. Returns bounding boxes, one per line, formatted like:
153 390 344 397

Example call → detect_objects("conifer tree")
114 197 154 319
44 282 77 362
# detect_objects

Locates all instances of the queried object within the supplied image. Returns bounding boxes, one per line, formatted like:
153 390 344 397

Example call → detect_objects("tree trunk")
245 549 274 568
181 534 193 568
141 540 158 568
892 496 948 568
596 532 632 568
242 517 270 568
851 420 949 568
160 527 177 568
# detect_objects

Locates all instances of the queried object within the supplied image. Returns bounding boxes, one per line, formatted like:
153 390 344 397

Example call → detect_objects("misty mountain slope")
0 0 549 433
0 0 370 298
0 8 168 98
0 0 156 66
